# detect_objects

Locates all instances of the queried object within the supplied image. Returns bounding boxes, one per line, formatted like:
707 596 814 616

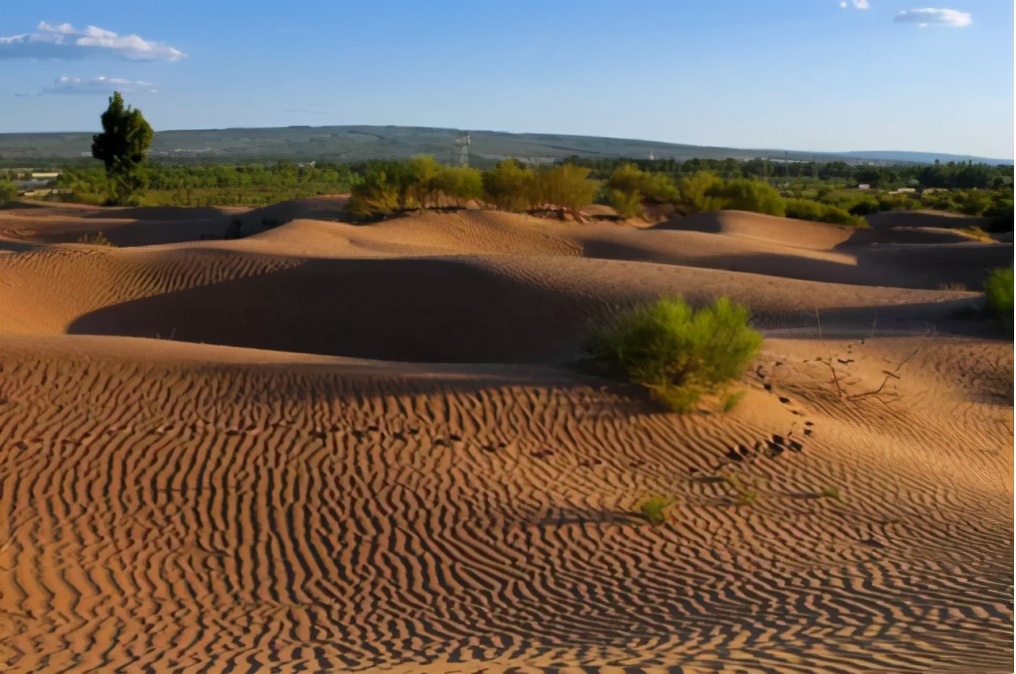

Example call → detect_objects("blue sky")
0 0 1012 158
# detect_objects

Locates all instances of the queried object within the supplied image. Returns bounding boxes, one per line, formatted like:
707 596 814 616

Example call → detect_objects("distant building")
857 184 871 190
31 172 60 180
888 187 916 195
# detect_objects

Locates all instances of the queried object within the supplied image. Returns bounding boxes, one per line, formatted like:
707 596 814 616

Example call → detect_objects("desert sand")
0 198 1012 673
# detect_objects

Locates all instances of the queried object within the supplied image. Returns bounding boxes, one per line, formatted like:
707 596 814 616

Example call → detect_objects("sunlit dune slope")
0 333 1010 672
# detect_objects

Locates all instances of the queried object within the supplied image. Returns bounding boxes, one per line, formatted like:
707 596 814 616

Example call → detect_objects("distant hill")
840 150 1013 166
0 125 1010 167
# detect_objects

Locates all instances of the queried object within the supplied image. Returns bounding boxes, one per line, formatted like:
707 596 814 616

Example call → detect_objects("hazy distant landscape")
0 125 1011 167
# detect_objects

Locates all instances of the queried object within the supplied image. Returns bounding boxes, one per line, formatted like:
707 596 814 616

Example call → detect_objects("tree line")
564 156 1014 190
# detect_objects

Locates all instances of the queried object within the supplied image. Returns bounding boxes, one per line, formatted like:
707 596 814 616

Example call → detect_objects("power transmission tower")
454 132 471 168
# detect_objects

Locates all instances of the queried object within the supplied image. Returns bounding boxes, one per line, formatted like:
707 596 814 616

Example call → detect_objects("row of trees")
58 161 361 207
565 156 1014 190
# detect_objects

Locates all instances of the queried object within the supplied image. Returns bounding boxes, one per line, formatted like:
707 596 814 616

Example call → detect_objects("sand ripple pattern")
0 339 1010 673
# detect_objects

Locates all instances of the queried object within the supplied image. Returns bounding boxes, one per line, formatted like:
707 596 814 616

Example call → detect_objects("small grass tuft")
961 226 994 243
722 390 747 413
76 231 116 247
820 486 846 505
639 495 675 525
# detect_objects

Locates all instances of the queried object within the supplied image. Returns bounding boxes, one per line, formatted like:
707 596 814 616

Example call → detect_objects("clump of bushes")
707 178 786 217
984 267 1013 334
604 163 680 218
351 156 597 218
530 164 599 211
784 199 867 227
585 296 763 412
76 231 116 246
482 159 538 212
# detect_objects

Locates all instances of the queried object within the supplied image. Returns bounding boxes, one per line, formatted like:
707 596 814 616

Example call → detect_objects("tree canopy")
91 91 154 204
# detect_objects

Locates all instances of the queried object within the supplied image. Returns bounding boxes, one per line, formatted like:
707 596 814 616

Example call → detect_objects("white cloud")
894 8 973 27
0 21 185 60
42 75 158 95
840 0 869 8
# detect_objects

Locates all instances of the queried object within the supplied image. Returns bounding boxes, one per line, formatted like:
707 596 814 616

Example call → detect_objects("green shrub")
530 164 599 211
0 180 17 205
606 188 643 218
585 296 763 412
348 162 406 216
984 267 1014 334
707 178 786 216
433 165 483 206
677 171 725 213
785 199 867 227
482 159 537 212
605 163 679 216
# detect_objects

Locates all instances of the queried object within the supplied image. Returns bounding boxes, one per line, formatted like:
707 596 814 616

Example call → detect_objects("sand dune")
866 209 994 231
0 202 1011 672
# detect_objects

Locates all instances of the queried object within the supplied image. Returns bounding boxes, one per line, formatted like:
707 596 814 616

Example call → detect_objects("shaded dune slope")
0 334 1010 672
0 242 983 363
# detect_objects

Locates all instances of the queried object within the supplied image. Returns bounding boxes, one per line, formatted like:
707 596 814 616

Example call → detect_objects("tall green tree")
91 91 154 205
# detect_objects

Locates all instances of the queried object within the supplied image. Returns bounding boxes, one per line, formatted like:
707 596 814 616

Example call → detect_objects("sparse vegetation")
707 178 786 217
76 231 116 247
784 198 868 228
984 267 1013 334
960 226 993 242
638 495 675 525
0 180 17 206
820 486 846 505
722 390 747 413
603 162 680 218
585 296 763 412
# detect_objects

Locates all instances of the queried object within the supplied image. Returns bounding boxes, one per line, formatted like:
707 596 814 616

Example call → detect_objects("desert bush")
846 196 881 216
433 165 483 205
606 188 644 218
482 159 537 212
987 199 1014 232
585 296 763 412
707 178 786 216
984 267 1013 334
784 198 867 227
677 171 725 212
530 164 599 211
77 231 116 246
348 162 407 216
0 180 17 205
877 193 922 211
603 163 679 218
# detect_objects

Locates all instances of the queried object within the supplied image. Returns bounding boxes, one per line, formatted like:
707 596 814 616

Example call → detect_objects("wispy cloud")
894 8 972 27
840 0 870 9
42 75 158 95
0 22 186 60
